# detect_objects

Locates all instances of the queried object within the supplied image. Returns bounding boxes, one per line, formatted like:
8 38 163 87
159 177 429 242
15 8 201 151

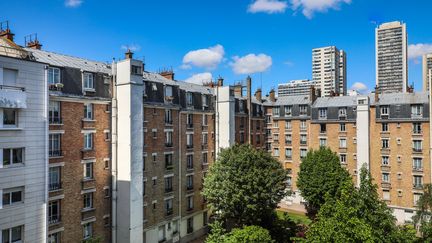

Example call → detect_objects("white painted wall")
215 86 235 157
356 95 370 186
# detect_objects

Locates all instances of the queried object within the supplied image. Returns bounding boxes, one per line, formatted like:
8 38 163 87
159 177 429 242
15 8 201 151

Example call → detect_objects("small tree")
202 144 288 228
297 147 351 217
224 225 274 243
413 184 432 241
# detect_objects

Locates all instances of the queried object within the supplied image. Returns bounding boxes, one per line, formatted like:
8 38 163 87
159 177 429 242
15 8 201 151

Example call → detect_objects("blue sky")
2 0 432 94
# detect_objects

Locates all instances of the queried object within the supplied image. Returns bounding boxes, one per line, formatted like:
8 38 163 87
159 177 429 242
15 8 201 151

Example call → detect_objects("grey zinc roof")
263 95 310 106
376 92 429 105
143 71 213 95
25 48 111 74
313 95 357 108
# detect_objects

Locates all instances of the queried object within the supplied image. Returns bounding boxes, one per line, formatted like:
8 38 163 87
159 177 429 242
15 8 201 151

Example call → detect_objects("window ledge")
49 156 64 159
82 119 96 122
81 207 95 213
84 89 96 93
49 123 64 126
1 163 24 169
81 148 94 152
82 178 95 182
0 127 22 131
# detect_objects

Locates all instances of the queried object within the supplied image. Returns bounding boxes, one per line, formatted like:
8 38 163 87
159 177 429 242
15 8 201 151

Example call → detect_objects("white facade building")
278 79 315 97
375 21 408 93
0 39 48 242
312 46 346 97
423 53 432 91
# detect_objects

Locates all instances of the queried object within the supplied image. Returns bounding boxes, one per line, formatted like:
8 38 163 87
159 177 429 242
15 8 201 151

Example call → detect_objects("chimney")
255 88 262 102
234 83 243 97
160 70 175 80
269 89 276 102
374 85 380 102
25 34 42 50
407 83 414 93
125 49 134 59
246 76 252 144
217 76 224 87
0 21 14 42
309 85 317 103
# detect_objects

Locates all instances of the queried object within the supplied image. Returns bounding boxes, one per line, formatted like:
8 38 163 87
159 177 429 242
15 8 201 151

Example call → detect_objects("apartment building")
28 48 113 242
376 21 408 93
423 53 432 91
312 46 346 96
277 79 315 97
0 36 48 242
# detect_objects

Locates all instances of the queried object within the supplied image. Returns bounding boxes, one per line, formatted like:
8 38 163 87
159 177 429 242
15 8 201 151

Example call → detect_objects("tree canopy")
413 184 432 241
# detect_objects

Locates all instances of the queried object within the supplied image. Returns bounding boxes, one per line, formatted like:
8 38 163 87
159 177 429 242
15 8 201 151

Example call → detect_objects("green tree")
305 181 375 242
206 221 227 243
224 225 274 243
297 147 351 217
202 144 288 228
413 184 432 241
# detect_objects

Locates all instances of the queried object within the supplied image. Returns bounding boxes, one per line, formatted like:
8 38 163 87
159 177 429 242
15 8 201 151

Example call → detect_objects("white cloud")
185 72 213 85
182 45 224 70
230 54 272 74
248 0 288 14
408 43 432 63
290 0 351 19
65 0 83 7
351 82 368 92
121 44 141 52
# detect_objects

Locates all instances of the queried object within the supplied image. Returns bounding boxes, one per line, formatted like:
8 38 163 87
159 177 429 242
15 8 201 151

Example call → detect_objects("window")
2 108 17 127
84 103 93 120
48 67 61 84
202 114 208 126
187 196 194 210
299 105 307 115
273 148 279 157
165 109 172 124
48 200 61 224
413 140 422 152
300 135 307 145
1 225 23 243
285 121 291 130
2 187 23 206
186 92 193 107
380 106 389 116
382 123 388 132
48 232 60 243
187 217 194 233
413 158 423 170
339 107 347 117
414 193 422 206
131 65 142 75
300 120 307 130
49 134 61 157
239 101 245 113
284 106 292 116
340 123 346 132
382 156 389 166
83 223 93 240
165 154 173 170
272 107 280 117
413 123 422 134
318 108 327 119
49 101 61 124
300 149 307 159
340 154 346 164
49 167 61 191
382 139 389 149
285 148 292 159
152 153 157 163
414 176 423 189
203 211 208 226
202 133 208 145
273 121 279 128
187 155 193 169
152 129 157 139
104 187 110 198
411 105 423 117
339 138 347 148
320 124 326 133
83 162 93 179
165 177 173 192
2 148 24 166
202 95 208 107
83 73 94 90
319 138 327 147
383 190 390 201
187 114 193 128
202 152 208 165
165 131 173 147
83 192 93 209
165 198 173 215
186 134 193 148
273 133 279 141
382 173 390 183
187 175 193 190
84 133 93 150
285 134 292 145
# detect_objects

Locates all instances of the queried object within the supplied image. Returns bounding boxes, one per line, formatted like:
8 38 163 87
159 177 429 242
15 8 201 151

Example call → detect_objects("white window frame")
84 103 93 120
48 67 61 85
339 138 347 148
83 222 93 240
1 225 23 243
84 133 93 150
1 108 18 128
83 192 93 210
83 162 94 180
1 147 24 167
83 72 94 91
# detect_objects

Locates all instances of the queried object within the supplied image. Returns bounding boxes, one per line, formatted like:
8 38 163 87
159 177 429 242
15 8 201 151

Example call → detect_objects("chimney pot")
159 71 175 81
217 76 224 87
269 89 276 102
125 49 134 59
255 89 262 102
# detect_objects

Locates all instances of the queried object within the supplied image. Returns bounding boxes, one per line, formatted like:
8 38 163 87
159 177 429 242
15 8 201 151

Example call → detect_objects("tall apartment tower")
278 79 315 97
375 21 408 93
312 46 346 97
423 53 432 91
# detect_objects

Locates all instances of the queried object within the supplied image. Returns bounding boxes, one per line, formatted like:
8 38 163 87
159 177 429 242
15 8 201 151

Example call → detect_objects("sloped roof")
375 92 429 105
313 95 358 108
263 95 310 106
143 71 213 95
25 48 111 74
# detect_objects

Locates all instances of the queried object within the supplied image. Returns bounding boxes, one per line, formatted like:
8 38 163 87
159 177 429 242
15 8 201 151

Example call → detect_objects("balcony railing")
165 187 173 193
166 208 173 216
186 123 193 129
186 144 193 149
413 148 422 153
49 117 62 125
48 215 61 225
49 150 62 157
0 85 27 109
413 184 423 190
186 185 194 191
413 166 423 172
165 143 173 148
49 182 62 191
165 164 173 170
201 144 208 150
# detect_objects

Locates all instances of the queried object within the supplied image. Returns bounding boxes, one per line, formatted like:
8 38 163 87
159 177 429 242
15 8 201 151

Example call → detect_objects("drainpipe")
44 65 49 240
111 61 118 243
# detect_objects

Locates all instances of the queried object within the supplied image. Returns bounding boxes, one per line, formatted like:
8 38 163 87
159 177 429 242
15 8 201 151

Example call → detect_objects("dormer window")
339 107 347 118
284 106 292 116
411 105 423 118
186 92 193 107
380 106 389 117
202 95 208 107
299 105 307 116
83 73 94 91
239 101 245 113
48 67 61 85
272 107 280 117
165 86 173 102
319 108 327 119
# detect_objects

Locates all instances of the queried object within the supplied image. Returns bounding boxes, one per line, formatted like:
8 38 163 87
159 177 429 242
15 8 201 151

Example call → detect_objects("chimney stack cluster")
269 89 276 102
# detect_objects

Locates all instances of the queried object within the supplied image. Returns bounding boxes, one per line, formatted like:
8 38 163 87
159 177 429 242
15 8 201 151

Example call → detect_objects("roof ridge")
26 48 110 66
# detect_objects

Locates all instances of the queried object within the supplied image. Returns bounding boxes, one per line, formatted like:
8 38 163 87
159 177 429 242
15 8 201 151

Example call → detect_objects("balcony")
381 182 391 189
413 148 423 153
186 123 193 129
0 85 27 109
165 164 173 171
165 143 173 148
48 215 61 225
166 208 173 216
49 117 62 125
48 83 63 92
186 185 194 191
201 144 208 150
165 187 173 193
186 144 193 150
49 150 63 158
413 166 423 172
413 184 423 190
49 182 62 191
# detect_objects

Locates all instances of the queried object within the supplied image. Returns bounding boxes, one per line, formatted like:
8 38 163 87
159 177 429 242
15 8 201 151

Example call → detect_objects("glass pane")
3 193 10 205
11 191 21 203
12 149 23 164
3 109 16 125
2 229 10 243
3 149 11 165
